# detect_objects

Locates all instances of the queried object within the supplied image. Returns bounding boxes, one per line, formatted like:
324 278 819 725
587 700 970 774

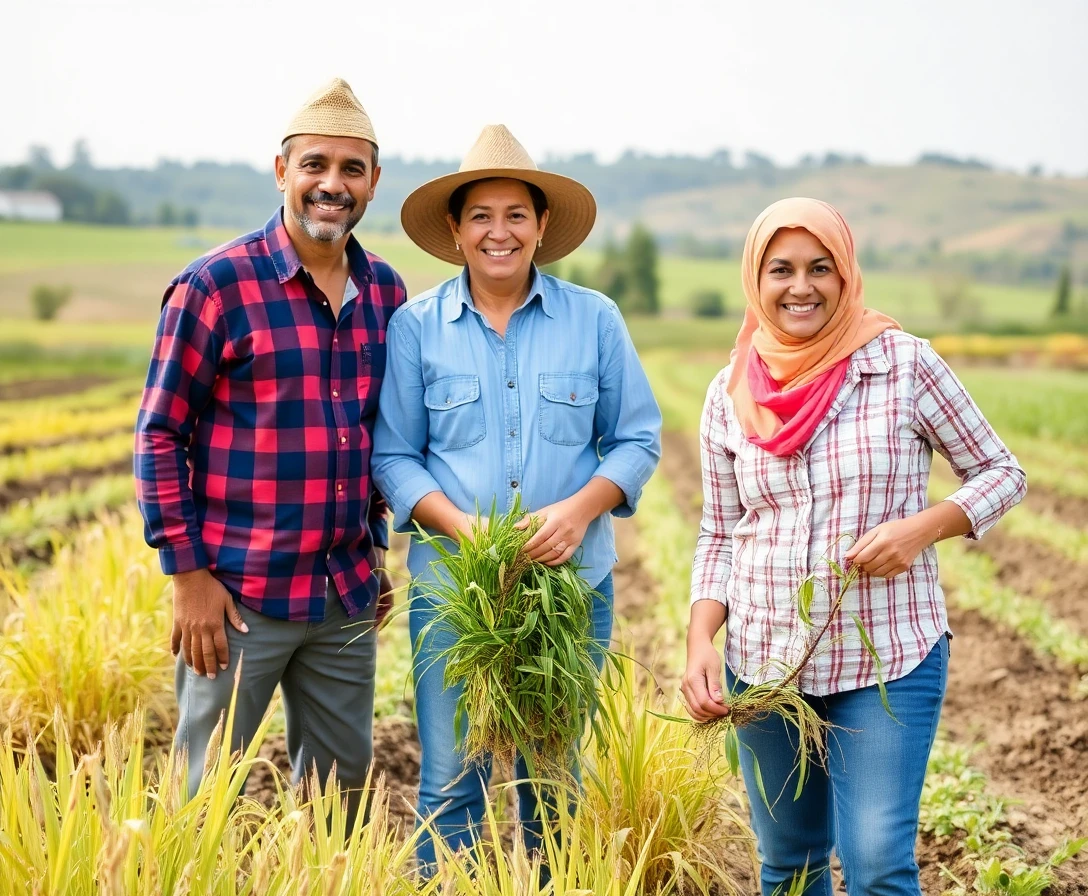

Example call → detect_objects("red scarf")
744 350 849 457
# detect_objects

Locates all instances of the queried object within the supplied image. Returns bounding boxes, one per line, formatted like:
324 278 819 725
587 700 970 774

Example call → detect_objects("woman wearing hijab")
371 125 661 872
681 198 1025 896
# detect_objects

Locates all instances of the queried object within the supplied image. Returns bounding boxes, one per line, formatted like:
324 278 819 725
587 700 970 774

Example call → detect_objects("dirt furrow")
965 525 1088 635
0 456 133 514
0 376 119 402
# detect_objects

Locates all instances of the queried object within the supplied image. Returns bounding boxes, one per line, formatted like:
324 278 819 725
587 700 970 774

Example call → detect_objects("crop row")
920 738 1084 894
0 403 136 453
0 431 134 488
937 539 1088 691
0 474 135 557
0 377 142 422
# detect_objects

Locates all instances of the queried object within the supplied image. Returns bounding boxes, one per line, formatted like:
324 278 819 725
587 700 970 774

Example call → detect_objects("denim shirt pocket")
424 374 486 450
538 372 598 447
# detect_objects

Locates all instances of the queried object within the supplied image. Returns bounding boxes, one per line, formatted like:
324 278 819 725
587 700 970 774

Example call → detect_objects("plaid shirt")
135 210 406 621
691 331 1026 695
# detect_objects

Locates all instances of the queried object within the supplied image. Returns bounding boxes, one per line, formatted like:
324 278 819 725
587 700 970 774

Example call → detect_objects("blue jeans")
727 635 949 896
409 572 614 873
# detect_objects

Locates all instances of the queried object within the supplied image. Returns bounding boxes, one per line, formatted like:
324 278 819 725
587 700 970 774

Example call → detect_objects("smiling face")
758 227 844 340
276 134 380 244
448 178 548 288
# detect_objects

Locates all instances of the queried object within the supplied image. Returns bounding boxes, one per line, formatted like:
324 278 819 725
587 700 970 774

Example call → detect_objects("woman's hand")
516 495 592 566
845 516 932 578
682 638 731 722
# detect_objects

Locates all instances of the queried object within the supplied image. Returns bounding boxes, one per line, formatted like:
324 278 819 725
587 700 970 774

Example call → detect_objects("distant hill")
3 149 1086 285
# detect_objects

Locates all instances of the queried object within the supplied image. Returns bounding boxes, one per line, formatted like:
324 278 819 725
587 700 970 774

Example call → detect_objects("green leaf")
743 743 774 819
796 578 815 627
723 727 740 777
852 614 898 723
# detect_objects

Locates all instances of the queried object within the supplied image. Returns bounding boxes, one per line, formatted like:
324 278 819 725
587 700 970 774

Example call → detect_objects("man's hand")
171 568 248 679
681 638 732 722
516 495 592 566
371 547 395 627
845 516 932 579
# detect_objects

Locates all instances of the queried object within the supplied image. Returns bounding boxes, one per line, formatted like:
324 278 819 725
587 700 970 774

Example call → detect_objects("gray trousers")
174 581 376 823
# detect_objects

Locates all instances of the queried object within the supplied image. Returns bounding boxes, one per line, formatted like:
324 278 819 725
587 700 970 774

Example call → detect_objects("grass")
0 402 136 452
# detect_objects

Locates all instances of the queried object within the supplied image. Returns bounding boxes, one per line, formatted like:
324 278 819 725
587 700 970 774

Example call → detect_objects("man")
135 78 405 823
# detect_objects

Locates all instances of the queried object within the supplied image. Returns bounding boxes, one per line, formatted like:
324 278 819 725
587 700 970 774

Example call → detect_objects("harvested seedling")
414 500 618 775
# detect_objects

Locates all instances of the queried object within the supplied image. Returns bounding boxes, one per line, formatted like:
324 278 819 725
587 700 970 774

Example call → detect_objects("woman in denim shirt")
371 125 661 871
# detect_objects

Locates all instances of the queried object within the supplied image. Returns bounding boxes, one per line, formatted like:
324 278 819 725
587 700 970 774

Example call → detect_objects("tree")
69 139 93 171
157 201 179 226
30 284 72 321
690 289 725 318
27 145 55 170
565 263 592 289
1053 265 1072 317
623 223 660 314
595 237 627 304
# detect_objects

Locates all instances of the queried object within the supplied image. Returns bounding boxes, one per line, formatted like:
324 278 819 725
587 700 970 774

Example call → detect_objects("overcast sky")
3 0 1086 175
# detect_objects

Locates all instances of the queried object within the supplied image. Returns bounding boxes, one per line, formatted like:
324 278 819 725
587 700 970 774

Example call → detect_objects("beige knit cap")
401 124 596 266
283 78 378 147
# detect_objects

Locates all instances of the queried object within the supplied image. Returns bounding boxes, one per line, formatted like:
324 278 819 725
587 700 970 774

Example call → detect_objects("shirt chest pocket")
538 373 598 447
424 374 486 450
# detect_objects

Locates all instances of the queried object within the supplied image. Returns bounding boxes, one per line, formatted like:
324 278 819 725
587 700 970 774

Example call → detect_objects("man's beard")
292 190 365 242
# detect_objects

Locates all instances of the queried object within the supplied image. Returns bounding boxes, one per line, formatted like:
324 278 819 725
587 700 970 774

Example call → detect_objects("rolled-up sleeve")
691 372 743 607
371 313 444 532
913 342 1027 539
592 307 662 517
134 275 224 575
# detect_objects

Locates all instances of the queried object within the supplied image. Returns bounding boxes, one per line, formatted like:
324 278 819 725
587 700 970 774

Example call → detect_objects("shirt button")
511 480 519 488
570 392 577 401
509 429 516 437
332 390 339 398
507 380 515 389
340 436 347 444
337 483 343 492
322 300 328 306
333 337 338 345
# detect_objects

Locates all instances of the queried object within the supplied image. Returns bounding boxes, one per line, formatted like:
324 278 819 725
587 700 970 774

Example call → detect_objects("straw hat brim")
401 168 596 266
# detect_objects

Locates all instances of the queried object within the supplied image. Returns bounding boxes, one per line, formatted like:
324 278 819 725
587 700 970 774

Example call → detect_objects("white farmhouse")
0 191 63 222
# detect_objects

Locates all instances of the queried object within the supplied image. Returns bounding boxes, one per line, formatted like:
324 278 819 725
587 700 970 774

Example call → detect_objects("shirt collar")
443 265 553 323
851 332 892 376
264 208 375 287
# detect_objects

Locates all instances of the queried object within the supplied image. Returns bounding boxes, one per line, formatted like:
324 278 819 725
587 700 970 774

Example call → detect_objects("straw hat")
283 77 378 147
401 125 596 266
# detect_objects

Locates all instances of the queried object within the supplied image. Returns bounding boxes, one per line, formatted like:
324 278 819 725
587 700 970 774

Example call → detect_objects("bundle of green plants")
414 499 619 775
685 554 890 803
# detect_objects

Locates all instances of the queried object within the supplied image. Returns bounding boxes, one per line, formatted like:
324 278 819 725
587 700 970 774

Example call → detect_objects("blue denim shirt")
371 267 662 589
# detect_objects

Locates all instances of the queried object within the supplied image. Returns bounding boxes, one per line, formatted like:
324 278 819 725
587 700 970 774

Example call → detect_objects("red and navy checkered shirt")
135 210 406 621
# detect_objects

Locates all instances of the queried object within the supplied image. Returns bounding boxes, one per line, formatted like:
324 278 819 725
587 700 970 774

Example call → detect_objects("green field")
0 220 1055 333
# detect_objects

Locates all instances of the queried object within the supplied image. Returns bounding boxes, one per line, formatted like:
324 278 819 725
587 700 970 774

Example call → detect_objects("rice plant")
413 499 619 776
583 654 756 894
0 506 172 757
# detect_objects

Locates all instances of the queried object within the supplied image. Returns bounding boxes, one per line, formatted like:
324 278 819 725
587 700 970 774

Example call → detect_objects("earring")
537 238 543 248
455 241 460 251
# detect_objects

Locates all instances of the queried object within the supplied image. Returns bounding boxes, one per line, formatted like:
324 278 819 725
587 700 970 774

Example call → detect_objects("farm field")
1 213 1086 891
0 316 1085 893
0 220 1062 333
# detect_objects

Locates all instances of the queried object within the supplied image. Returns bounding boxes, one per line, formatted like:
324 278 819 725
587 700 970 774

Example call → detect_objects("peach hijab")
727 197 900 452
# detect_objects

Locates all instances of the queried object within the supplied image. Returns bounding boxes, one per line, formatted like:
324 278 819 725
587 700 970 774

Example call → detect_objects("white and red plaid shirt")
691 331 1026 695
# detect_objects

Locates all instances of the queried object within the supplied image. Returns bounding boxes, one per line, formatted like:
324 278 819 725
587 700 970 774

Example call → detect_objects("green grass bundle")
414 500 617 775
